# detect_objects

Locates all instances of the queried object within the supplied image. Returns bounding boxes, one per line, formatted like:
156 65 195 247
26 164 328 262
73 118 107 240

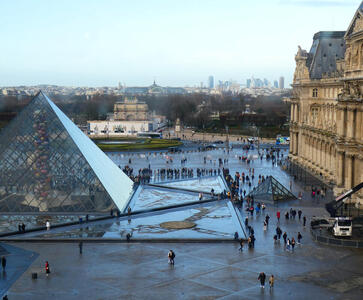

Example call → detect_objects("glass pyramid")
0 91 134 213
247 176 297 202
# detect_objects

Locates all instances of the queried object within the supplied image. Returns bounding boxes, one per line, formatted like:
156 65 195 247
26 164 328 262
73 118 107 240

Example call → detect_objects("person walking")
168 250 175 265
297 232 302 244
199 192 203 201
269 274 274 289
291 237 296 251
298 210 302 220
239 239 244 252
46 220 50 231
79 242 83 254
1 256 6 271
258 272 266 288
283 232 287 244
263 221 267 231
265 214 270 226
276 211 280 221
276 227 282 240
250 234 256 248
286 238 291 251
303 216 307 227
45 261 50 276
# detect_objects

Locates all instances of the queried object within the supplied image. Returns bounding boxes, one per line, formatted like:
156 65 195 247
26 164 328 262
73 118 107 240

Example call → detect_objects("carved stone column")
336 150 345 187
336 105 345 137
318 139 322 168
295 133 299 155
356 107 362 141
355 154 362 187
324 142 328 173
346 107 355 139
345 153 354 189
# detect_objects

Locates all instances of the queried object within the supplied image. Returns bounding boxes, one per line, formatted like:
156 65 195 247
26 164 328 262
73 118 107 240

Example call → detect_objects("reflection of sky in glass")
156 177 225 193
131 186 201 211
35 202 240 240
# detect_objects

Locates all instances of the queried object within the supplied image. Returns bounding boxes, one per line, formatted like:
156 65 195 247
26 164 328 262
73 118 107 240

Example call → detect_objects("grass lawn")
94 138 182 151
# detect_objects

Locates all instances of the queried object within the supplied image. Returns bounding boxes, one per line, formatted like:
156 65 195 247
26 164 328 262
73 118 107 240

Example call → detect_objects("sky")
0 0 360 87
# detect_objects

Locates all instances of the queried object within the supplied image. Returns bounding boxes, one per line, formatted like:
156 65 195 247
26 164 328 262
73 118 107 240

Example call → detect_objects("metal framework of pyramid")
247 176 297 202
0 91 134 213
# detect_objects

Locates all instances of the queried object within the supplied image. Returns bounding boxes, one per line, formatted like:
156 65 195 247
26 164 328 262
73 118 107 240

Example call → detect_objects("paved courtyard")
3 212 363 300
1 145 362 299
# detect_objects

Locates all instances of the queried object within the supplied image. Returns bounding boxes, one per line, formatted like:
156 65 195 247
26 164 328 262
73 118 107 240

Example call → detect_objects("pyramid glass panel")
155 176 227 194
32 200 244 240
0 92 134 213
129 185 207 211
247 176 297 202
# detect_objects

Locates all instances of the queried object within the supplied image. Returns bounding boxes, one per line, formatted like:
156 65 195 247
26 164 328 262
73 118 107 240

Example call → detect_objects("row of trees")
0 92 291 136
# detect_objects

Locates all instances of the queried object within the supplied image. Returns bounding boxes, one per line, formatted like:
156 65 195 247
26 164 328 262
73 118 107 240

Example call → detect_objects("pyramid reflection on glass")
247 176 297 202
0 91 134 213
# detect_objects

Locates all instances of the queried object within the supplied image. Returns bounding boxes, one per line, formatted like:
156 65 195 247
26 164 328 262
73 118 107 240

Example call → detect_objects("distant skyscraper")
252 78 263 88
263 78 269 87
274 80 278 88
208 76 214 89
246 79 251 88
279 76 285 89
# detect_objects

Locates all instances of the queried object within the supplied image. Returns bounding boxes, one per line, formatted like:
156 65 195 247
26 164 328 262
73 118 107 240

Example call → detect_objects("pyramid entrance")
247 176 297 203
0 92 133 213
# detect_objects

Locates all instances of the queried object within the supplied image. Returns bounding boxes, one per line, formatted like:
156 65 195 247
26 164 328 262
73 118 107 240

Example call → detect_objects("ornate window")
312 88 318 98
310 105 319 126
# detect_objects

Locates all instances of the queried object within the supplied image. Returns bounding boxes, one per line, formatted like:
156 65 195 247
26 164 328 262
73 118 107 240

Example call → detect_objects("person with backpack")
168 250 175 265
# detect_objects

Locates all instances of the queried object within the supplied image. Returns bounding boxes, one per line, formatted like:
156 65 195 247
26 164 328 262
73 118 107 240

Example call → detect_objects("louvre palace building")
289 3 363 204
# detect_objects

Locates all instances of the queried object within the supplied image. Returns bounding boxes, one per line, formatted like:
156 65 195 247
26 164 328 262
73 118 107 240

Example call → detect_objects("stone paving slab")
4 240 363 300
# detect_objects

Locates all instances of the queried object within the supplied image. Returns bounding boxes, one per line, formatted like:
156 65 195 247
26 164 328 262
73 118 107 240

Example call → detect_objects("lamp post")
225 125 229 152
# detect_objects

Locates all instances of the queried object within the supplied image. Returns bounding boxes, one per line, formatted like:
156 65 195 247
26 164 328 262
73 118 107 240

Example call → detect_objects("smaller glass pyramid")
247 176 297 202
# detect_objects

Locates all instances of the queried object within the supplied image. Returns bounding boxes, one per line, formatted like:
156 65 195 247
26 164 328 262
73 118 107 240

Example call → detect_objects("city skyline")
0 0 360 87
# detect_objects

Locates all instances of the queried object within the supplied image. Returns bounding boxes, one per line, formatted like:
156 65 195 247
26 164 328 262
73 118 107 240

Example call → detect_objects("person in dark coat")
258 272 266 288
283 232 287 244
168 250 175 265
297 232 302 244
1 256 6 271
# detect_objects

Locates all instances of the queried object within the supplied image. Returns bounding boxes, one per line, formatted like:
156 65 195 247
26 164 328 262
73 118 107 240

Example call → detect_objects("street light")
225 125 229 152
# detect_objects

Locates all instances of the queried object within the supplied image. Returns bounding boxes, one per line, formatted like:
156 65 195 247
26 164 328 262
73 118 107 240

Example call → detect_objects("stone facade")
113 97 149 121
289 4 363 204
